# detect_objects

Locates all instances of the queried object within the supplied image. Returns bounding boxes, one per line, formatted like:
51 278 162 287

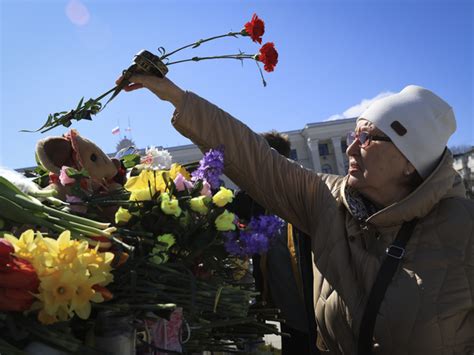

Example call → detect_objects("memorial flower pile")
0 146 284 353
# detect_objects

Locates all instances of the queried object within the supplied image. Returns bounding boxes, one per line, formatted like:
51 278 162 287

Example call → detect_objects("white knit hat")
358 85 456 178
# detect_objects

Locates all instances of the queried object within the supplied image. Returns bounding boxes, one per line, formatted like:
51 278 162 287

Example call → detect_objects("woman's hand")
116 74 185 109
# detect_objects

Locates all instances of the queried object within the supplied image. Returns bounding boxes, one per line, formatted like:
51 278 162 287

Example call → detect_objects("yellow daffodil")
190 196 209 214
70 273 105 319
160 193 182 217
212 187 234 207
38 309 58 325
40 270 77 314
5 229 114 324
215 210 236 231
115 207 132 224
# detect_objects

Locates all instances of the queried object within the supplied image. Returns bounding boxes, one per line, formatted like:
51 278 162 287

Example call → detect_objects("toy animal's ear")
111 158 121 171
36 137 73 174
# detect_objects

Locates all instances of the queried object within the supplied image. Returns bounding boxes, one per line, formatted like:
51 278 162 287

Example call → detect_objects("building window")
290 149 298 161
322 164 333 174
341 140 348 154
319 143 329 156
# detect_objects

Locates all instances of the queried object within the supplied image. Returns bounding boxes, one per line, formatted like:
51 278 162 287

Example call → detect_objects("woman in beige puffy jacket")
120 74 474 354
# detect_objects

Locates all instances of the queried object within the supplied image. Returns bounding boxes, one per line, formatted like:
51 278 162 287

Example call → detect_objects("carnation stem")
161 31 243 60
167 54 255 66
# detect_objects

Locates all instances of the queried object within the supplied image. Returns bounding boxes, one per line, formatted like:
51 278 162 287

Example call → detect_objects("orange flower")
93 285 113 301
257 42 278 72
243 14 265 44
0 239 39 311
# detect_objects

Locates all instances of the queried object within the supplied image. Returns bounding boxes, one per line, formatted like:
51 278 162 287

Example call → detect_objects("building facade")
138 117 357 176
452 148 474 199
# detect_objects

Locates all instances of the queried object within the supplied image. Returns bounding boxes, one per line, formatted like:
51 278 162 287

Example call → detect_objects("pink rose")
59 166 76 186
200 181 212 197
174 173 194 192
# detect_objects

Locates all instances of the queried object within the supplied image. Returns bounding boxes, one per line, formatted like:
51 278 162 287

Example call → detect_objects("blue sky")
1 0 472 169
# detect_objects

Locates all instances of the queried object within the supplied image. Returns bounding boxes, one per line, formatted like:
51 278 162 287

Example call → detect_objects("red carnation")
257 42 278 72
243 14 265 44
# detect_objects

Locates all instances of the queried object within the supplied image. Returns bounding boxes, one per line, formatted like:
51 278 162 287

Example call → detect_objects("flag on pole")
112 126 120 135
125 126 132 132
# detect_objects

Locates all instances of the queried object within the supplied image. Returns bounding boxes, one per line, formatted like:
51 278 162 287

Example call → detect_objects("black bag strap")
357 219 418 355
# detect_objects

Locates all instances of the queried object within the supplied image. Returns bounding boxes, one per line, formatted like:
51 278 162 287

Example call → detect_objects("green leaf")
122 154 141 168
76 97 84 111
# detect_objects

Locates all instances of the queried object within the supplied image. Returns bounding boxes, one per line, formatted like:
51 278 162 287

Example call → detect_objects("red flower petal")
0 239 14 258
243 13 265 44
257 42 278 72
0 257 40 291
0 288 36 311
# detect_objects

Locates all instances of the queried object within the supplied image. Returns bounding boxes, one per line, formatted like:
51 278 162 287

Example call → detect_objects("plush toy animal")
35 129 125 219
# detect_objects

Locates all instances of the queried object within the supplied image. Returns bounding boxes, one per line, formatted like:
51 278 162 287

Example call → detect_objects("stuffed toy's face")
36 129 118 181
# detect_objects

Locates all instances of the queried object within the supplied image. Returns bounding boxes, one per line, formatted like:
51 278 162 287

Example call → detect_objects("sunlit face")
346 119 412 205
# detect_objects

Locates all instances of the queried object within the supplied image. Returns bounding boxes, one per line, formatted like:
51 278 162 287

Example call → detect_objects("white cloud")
326 91 395 121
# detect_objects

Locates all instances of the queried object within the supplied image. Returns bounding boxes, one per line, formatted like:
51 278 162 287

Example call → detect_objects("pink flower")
66 195 88 214
200 181 212 197
174 173 194 192
59 166 76 186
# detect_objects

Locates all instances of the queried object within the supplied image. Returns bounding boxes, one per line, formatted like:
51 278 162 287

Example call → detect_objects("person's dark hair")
262 130 291 158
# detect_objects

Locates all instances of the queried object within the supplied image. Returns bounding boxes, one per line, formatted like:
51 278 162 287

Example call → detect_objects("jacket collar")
341 149 465 227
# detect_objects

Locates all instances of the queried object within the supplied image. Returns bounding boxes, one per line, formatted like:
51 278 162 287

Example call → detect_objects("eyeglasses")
346 131 392 148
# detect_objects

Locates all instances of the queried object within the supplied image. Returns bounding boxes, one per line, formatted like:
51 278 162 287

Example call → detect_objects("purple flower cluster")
191 146 225 190
223 215 284 257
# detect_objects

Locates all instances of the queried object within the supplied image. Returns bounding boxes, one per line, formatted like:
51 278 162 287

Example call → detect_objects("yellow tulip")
160 193 182 217
115 207 132 224
125 170 167 200
190 196 209 215
169 163 191 181
212 187 234 207
215 210 236 231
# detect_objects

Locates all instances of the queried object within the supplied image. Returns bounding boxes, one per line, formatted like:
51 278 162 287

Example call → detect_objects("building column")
306 138 322 172
331 136 346 175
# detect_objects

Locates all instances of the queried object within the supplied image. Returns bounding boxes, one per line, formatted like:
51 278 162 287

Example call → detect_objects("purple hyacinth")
248 215 284 238
223 232 243 256
191 146 225 190
223 215 284 257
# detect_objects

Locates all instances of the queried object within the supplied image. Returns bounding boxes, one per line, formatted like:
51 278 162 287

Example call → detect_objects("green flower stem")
0 196 65 232
43 204 110 230
160 31 244 59
0 176 110 231
46 215 110 238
